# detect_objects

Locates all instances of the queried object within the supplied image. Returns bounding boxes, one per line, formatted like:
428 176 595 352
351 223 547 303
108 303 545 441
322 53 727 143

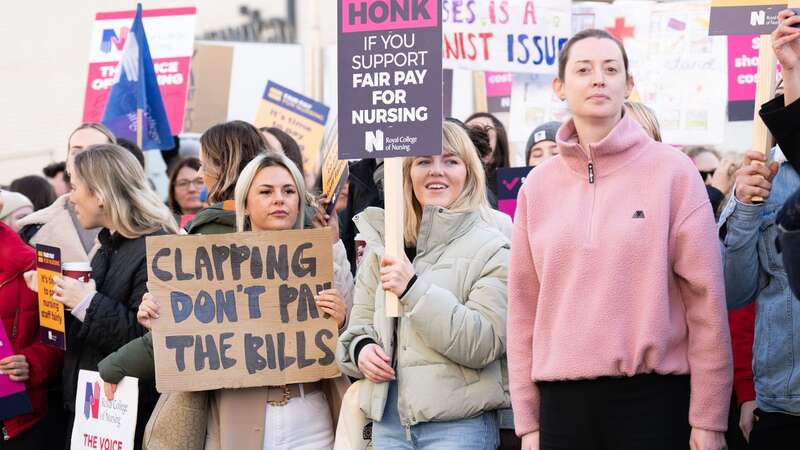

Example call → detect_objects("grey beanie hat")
526 121 562 154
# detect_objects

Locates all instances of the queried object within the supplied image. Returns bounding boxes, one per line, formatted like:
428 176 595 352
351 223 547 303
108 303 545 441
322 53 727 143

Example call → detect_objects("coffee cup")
62 262 92 283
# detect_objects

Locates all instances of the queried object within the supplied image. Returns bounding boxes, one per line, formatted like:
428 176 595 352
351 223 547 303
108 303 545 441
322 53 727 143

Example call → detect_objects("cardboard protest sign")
497 166 534 220
146 229 340 392
255 81 330 177
337 0 443 159
0 323 32 421
709 0 786 35
728 35 761 120
36 245 65 350
82 7 196 135
443 0 571 74
70 370 138 450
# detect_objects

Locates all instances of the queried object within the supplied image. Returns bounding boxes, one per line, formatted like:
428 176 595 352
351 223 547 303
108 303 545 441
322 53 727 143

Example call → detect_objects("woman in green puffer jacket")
336 122 510 449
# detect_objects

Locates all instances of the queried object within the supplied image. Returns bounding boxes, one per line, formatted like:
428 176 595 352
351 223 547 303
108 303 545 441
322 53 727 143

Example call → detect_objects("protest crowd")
4 2 800 450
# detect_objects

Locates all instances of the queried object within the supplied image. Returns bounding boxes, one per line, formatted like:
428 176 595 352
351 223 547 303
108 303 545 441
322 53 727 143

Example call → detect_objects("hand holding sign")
773 9 800 71
774 9 800 104
734 151 780 204
315 288 347 329
379 254 415 297
137 292 161 329
0 355 29 382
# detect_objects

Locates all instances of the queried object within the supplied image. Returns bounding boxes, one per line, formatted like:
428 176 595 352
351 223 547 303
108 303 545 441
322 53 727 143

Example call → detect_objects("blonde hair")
625 102 662 142
234 153 313 232
73 144 177 238
402 121 491 246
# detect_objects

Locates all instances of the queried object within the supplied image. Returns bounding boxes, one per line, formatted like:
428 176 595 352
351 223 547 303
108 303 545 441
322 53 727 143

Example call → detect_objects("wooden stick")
751 34 777 203
473 71 488 113
752 34 777 156
383 158 404 318
136 108 144 150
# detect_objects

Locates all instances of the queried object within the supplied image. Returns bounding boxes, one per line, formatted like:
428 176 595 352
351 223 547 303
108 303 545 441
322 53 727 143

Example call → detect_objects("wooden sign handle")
383 158 404 317
473 71 488 113
751 34 777 203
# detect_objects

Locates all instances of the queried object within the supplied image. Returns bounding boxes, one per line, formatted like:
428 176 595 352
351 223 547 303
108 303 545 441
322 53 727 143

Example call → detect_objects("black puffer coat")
63 228 167 448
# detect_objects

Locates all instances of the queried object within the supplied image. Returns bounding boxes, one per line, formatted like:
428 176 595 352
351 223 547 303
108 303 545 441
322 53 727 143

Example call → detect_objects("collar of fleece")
556 112 653 181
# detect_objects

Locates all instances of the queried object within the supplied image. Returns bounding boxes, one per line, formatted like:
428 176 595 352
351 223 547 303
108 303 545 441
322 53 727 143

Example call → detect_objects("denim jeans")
372 381 499 450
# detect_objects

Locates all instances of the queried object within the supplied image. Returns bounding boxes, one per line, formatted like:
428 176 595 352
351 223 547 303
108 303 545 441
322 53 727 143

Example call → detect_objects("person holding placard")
507 29 732 450
202 152 353 450
0 213 63 448
96 121 268 376
48 144 178 449
337 122 510 449
721 9 800 449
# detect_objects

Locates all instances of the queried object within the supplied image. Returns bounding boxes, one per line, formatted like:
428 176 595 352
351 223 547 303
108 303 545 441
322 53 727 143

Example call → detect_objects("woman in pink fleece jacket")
507 29 733 450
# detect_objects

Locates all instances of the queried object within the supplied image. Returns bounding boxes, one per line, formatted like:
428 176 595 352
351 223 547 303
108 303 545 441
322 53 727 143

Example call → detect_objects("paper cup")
62 262 92 283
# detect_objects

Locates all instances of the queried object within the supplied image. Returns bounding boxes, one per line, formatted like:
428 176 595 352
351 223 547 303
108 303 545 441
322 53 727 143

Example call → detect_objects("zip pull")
2 426 9 441
405 425 412 442
588 162 595 184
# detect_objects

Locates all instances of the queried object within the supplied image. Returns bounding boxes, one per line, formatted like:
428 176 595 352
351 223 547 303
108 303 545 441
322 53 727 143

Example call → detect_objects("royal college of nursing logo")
100 27 129 53
364 130 384 153
84 381 101 419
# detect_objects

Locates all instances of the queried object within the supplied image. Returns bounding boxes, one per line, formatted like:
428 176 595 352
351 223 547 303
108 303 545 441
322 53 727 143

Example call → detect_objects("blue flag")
102 3 173 150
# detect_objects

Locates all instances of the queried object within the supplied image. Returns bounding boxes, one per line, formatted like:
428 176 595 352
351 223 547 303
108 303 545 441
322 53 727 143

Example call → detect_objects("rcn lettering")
365 130 385 153
348 0 431 25
750 10 765 27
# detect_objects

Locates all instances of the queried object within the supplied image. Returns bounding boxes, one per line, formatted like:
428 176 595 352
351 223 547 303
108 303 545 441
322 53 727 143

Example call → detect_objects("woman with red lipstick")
507 29 732 450
336 122 510 449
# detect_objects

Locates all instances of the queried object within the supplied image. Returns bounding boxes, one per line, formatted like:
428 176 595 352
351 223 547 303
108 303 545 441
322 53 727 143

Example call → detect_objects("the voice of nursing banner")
82 7 196 136
442 0 572 74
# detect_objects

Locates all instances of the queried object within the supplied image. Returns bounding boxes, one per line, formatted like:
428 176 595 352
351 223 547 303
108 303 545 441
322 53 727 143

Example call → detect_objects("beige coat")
203 241 354 450
16 194 98 262
336 206 511 427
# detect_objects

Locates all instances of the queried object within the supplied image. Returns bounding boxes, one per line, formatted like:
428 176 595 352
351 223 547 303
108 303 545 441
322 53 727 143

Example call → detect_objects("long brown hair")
200 121 267 204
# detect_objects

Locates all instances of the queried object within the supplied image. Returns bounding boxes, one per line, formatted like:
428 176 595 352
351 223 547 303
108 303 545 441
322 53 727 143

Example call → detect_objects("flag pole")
136 108 143 149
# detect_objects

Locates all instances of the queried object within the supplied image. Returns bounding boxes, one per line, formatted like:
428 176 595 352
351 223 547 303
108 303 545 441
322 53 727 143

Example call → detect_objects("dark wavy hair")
465 112 510 170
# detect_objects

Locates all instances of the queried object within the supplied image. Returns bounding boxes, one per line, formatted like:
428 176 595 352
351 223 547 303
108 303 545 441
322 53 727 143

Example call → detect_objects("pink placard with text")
727 35 758 103
341 0 438 33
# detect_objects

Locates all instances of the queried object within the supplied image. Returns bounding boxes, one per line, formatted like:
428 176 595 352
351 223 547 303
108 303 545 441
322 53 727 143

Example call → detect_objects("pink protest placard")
727 35 758 121
485 71 512 113
341 0 438 33
0 322 32 421
82 7 196 135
